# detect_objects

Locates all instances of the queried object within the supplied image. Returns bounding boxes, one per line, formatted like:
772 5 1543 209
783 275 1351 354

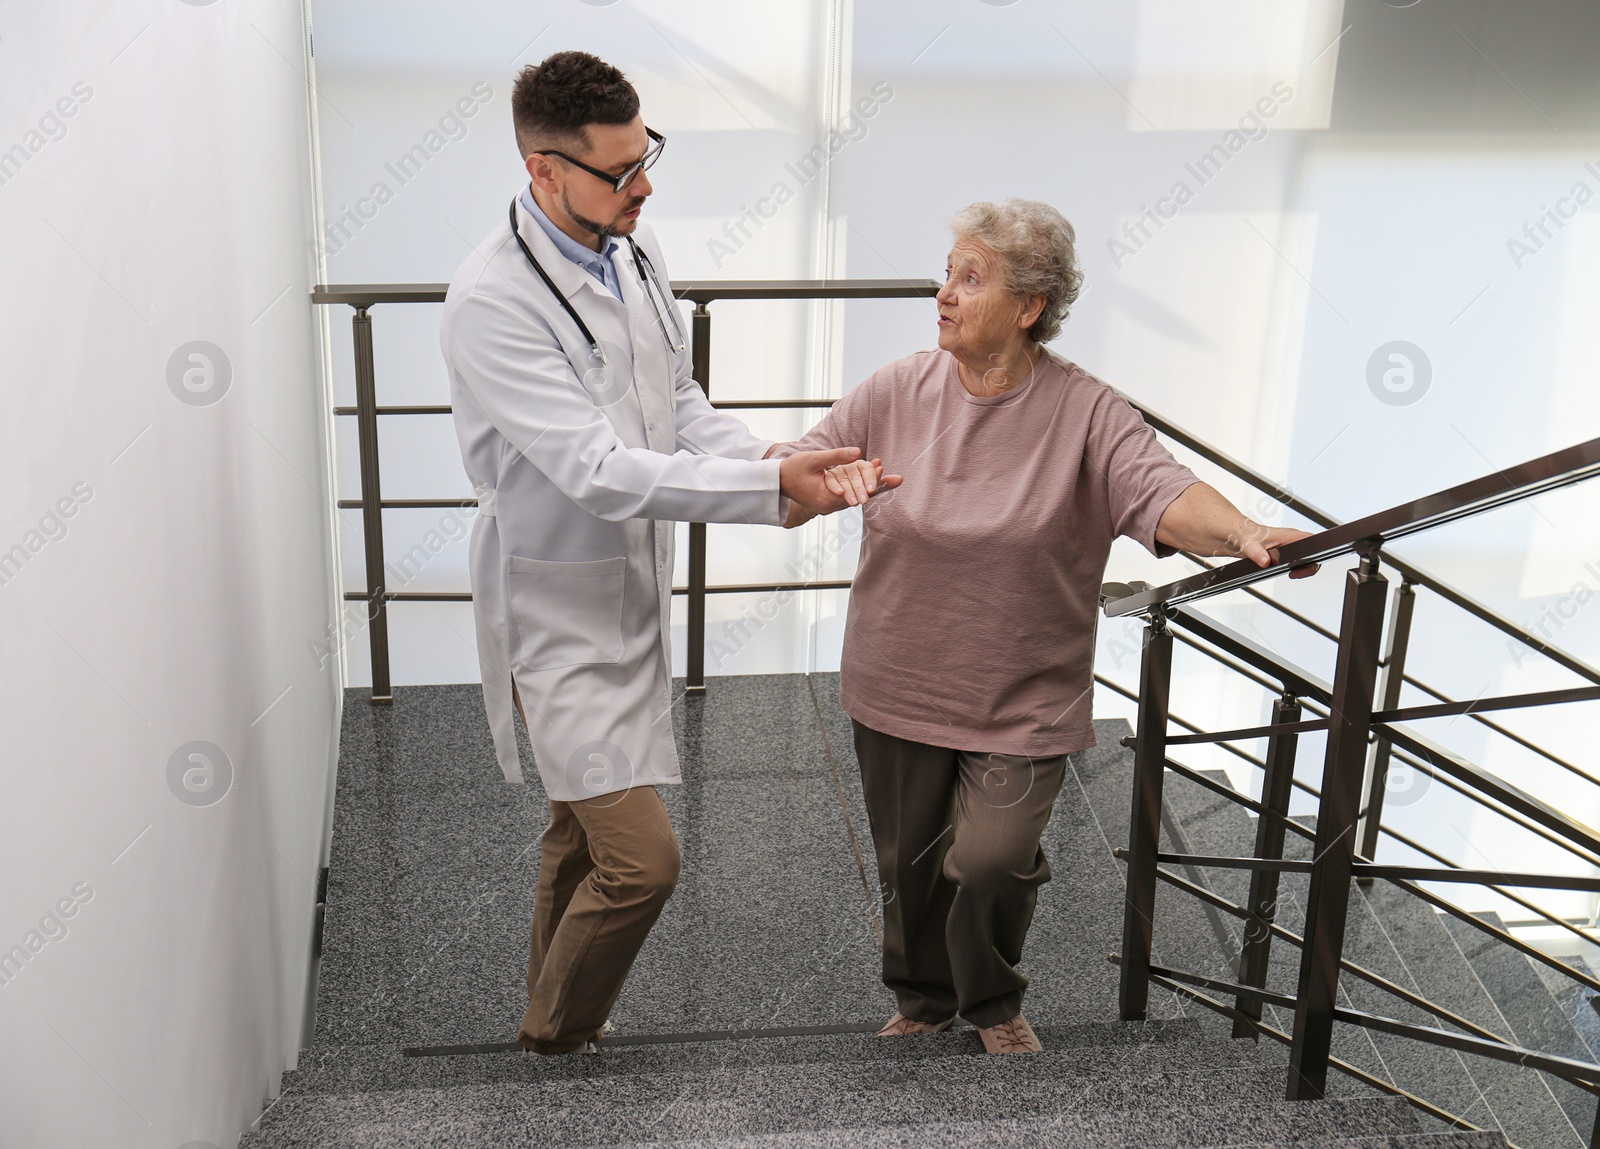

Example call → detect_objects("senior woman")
779 199 1314 1054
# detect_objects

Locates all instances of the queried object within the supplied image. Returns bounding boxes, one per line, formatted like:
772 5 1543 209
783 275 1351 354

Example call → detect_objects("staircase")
241 677 1516 1148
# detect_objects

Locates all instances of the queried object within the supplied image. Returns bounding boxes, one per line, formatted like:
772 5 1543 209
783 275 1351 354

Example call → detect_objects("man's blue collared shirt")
520 186 622 300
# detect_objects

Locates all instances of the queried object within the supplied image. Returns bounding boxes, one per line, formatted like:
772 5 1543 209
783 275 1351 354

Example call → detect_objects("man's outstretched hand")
778 447 902 527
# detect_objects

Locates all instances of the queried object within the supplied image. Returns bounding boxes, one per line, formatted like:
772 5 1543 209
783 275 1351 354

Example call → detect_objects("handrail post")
1288 549 1387 1099
685 302 711 694
1358 579 1416 874
1233 691 1303 1038
352 305 392 704
1120 609 1173 1021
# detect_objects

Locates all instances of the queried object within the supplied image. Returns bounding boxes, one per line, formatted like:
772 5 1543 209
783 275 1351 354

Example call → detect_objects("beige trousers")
517 783 680 1053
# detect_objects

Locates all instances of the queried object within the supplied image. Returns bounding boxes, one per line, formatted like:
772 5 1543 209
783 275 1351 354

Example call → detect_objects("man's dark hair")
512 51 639 159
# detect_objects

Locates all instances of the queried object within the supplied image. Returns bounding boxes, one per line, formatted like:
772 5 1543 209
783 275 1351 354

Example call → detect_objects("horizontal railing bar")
1156 852 1313 874
1145 962 1298 1010
1403 673 1600 792
1155 610 1600 893
1124 639 1600 933
1154 598 1598 878
337 499 475 509
343 581 855 605
1165 717 1330 747
1142 679 1600 934
683 580 853 596
1372 808 1600 944
311 279 941 308
333 405 453 416
1333 1006 1600 1087
1093 673 1294 784
1352 864 1600 892
671 278 941 303
1179 552 1342 644
1127 397 1600 689
1103 435 1600 618
1370 869 1600 993
1146 957 1600 1091
312 283 449 304
1149 865 1541 1056
1384 743 1600 873
1379 722 1600 857
1374 684 1600 724
710 399 837 409
1145 973 1483 1133
330 399 842 416
1137 617 1600 882
1158 756 1317 842
1162 626 1600 900
1168 605 1334 702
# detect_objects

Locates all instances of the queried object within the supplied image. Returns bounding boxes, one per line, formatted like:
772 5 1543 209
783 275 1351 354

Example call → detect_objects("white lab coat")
440 195 784 799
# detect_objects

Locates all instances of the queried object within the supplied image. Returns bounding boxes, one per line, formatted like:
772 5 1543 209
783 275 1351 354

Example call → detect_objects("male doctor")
440 51 892 1054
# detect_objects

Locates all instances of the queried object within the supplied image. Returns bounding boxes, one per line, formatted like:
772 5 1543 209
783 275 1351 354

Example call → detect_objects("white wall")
0 3 339 1147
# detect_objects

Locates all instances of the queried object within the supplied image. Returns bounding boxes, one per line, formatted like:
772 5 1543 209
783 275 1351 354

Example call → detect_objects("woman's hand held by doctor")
821 458 894 507
778 447 902 523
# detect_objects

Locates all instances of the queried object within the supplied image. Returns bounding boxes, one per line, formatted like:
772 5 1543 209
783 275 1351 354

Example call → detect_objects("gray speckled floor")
312 679 1175 1052
248 677 1507 1149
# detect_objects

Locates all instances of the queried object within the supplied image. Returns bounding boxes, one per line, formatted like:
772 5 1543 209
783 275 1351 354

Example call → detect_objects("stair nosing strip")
401 1021 887 1057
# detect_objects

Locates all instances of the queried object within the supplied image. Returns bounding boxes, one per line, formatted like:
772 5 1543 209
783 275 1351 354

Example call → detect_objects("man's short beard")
562 189 643 240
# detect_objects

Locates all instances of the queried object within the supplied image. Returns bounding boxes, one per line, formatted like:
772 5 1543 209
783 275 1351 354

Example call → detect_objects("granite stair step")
281 1019 1281 1097
241 1057 1431 1149
1439 910 1600 1140
616 1122 1513 1148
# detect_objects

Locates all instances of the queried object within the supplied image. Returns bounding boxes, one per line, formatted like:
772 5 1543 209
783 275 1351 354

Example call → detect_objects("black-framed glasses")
535 127 665 194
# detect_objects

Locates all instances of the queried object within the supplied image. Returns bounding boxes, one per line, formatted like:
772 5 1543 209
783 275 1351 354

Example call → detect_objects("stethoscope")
508 197 687 368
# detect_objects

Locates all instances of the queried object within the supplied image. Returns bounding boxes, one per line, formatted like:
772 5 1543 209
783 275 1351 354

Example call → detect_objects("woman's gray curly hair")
949 199 1084 344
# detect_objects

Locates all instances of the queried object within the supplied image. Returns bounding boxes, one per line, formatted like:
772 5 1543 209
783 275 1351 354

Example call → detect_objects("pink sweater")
783 349 1198 757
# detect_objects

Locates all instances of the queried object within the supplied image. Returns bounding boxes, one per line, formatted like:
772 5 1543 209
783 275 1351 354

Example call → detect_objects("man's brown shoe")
977 1014 1042 1054
876 1011 955 1036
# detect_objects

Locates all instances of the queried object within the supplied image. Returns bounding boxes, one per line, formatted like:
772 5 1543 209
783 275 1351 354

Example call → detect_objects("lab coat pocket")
506 555 627 672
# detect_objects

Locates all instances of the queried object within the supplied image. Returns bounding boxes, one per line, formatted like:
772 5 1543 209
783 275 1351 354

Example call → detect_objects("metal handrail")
1137 600 1600 949
1103 433 1600 618
1099 667 1600 986
311 278 939 700
1150 603 1600 872
1106 447 1600 1127
1129 400 1600 687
